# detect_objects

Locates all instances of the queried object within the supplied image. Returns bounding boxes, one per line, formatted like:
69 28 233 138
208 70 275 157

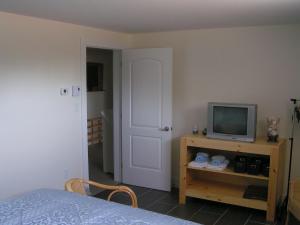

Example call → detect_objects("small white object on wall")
60 88 69 96
72 85 81 97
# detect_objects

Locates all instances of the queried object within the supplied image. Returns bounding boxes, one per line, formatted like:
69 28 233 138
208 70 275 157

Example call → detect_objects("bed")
0 189 199 225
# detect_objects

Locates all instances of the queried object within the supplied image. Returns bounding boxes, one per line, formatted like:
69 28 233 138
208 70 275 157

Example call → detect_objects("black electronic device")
247 157 262 175
262 163 270 177
261 158 270 177
243 185 268 201
234 156 247 173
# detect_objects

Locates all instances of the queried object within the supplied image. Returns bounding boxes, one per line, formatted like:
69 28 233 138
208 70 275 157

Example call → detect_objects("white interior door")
122 48 172 191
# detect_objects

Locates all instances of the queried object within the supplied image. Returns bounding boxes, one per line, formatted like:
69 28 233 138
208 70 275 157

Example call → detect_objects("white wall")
0 11 131 199
132 25 300 186
86 92 104 119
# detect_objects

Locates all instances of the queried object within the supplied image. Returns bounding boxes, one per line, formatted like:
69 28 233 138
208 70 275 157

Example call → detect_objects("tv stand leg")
179 192 186 204
179 138 187 205
266 148 280 222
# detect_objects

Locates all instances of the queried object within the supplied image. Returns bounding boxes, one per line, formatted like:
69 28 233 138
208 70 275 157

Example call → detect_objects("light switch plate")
72 85 81 97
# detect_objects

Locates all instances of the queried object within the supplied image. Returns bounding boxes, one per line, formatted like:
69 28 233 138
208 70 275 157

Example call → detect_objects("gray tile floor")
95 185 289 225
88 143 116 194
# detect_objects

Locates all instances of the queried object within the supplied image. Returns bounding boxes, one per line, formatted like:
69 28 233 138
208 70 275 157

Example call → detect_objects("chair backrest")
65 178 87 195
65 178 138 208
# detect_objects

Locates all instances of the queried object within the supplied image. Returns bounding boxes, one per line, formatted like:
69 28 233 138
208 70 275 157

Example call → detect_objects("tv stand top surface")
182 134 286 155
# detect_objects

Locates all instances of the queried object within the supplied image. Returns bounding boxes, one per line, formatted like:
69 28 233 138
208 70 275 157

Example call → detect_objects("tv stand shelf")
187 164 269 181
179 134 286 222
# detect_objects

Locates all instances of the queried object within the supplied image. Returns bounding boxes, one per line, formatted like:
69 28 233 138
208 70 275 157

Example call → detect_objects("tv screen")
213 106 248 135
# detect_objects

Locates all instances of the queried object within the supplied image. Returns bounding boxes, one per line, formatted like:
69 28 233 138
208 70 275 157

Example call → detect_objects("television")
207 102 257 142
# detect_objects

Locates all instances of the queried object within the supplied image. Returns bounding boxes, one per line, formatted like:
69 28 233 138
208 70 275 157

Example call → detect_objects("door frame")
80 39 123 183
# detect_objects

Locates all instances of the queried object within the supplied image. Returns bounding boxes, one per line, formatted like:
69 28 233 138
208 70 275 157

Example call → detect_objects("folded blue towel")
210 155 226 166
211 155 226 162
195 152 209 163
207 159 230 170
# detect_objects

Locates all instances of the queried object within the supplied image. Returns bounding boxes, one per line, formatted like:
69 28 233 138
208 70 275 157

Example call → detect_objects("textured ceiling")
0 0 300 33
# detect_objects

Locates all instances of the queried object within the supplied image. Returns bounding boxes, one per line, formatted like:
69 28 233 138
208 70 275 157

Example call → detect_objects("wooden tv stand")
179 134 286 222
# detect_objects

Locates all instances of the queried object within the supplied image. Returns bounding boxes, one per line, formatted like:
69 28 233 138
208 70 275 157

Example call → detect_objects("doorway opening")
86 48 116 194
82 46 172 193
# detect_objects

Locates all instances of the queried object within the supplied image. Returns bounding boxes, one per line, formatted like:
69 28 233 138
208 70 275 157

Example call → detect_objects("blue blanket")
0 189 199 225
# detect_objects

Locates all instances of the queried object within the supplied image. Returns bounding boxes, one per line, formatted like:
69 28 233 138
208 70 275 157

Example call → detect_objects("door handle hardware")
160 126 169 132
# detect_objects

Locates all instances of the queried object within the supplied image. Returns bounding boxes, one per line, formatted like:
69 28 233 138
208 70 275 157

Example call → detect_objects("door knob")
160 126 170 132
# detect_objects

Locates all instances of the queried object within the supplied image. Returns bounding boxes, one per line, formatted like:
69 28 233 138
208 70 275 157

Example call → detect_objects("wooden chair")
286 178 300 225
65 178 138 208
